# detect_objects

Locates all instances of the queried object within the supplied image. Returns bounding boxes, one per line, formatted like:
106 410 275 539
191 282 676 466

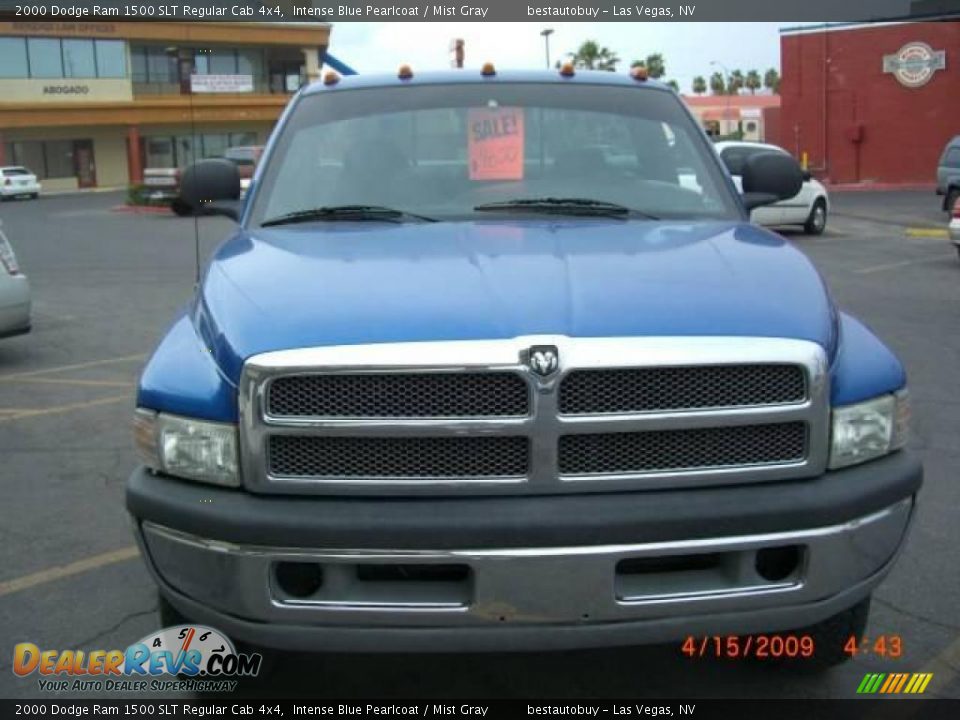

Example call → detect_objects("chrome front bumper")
135 498 914 652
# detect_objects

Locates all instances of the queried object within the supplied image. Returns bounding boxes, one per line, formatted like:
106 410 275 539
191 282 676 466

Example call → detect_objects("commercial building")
0 21 331 191
681 95 782 144
780 20 958 185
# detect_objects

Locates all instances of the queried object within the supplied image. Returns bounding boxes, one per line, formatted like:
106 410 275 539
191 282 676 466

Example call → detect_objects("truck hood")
196 219 837 384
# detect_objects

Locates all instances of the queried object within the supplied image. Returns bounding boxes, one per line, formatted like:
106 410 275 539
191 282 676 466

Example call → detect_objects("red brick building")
780 21 958 185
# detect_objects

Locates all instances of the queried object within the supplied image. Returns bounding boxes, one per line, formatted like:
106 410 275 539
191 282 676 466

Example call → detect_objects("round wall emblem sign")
882 42 946 88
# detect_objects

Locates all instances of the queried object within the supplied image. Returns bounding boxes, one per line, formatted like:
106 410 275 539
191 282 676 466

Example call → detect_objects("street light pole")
540 28 554 69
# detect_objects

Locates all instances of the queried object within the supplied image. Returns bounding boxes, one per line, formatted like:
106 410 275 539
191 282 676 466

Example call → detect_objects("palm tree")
745 69 761 95
709 71 726 95
728 69 744 95
764 68 781 94
691 75 707 95
567 40 620 71
631 53 665 79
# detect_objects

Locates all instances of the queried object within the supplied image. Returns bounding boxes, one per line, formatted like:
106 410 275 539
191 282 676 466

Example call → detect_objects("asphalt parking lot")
1 190 958 700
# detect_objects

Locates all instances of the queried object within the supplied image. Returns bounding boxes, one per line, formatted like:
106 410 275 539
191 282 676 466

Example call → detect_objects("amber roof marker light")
398 64 414 80
559 61 575 77
323 71 340 86
630 66 649 82
481 62 496 77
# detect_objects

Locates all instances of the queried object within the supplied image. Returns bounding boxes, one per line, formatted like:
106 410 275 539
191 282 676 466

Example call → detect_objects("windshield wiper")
474 197 658 220
261 205 437 227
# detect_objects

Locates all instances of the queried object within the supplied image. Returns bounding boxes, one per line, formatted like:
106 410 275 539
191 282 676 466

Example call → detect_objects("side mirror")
802 170 813 182
179 159 241 220
740 152 804 211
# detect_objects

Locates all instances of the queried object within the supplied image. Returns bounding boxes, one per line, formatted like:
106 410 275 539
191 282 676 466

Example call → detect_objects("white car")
0 166 41 200
715 141 830 234
0 220 31 338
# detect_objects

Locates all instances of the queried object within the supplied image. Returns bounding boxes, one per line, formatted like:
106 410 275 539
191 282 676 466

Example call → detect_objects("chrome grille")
559 423 807 476
268 372 529 418
269 435 529 478
559 365 806 415
240 336 830 496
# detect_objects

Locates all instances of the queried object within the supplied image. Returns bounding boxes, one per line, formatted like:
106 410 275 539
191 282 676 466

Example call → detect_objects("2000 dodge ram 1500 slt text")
127 68 922 668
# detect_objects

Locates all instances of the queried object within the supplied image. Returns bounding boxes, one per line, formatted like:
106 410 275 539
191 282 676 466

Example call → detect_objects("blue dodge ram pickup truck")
127 68 921 667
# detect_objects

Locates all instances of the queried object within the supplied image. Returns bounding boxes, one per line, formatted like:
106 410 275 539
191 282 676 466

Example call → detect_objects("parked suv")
937 135 960 215
127 69 921 668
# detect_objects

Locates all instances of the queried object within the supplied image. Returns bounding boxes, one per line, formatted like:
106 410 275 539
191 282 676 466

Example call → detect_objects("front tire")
945 189 959 217
804 199 828 235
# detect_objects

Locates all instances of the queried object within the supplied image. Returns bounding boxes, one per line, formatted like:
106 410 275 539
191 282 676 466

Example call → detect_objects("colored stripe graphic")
858 672 932 694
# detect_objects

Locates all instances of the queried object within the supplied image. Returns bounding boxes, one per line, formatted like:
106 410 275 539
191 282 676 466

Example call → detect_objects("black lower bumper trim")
126 451 921 550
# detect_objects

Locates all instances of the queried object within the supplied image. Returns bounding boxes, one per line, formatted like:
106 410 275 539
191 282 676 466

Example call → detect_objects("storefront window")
0 37 28 78
12 142 47 178
62 39 96 78
145 137 175 169
237 49 264 81
208 50 237 75
175 136 197 168
146 47 176 84
202 134 229 159
44 141 75 178
95 40 127 78
27 38 64 78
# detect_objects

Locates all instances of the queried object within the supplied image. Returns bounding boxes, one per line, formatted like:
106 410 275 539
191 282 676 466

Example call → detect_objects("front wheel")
945 189 959 217
804 199 828 235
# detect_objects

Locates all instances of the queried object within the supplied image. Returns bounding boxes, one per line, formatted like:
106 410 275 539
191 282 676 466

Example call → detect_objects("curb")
110 204 173 215
825 183 937 193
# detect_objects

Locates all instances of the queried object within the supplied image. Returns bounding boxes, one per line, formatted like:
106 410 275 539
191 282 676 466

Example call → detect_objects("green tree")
631 53 666 79
691 75 707 95
745 69 761 94
567 40 620 71
666 79 679 92
709 71 726 95
728 69 744 95
763 67 781 94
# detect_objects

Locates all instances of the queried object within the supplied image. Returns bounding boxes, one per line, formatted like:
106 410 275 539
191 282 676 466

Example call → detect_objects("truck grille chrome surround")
239 336 830 496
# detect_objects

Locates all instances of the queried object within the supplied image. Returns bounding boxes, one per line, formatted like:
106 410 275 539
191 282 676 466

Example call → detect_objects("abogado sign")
882 42 946 88
190 74 254 93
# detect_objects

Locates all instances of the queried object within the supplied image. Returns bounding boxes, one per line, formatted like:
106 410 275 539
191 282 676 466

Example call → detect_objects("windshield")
248 83 740 226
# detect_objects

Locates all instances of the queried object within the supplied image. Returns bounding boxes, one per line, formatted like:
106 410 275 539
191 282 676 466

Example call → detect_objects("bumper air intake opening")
615 546 803 603
274 562 324 599
755 545 804 582
271 561 473 608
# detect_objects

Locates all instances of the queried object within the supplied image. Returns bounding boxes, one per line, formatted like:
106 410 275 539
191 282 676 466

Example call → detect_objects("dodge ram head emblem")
527 346 559 377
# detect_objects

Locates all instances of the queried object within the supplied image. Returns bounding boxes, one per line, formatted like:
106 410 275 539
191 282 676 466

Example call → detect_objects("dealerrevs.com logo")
13 625 262 693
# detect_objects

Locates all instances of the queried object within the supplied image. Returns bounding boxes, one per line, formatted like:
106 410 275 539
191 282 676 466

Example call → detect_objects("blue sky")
327 22 786 93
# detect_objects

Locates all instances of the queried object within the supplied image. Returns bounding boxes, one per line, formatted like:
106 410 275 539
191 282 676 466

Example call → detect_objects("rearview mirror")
740 152 804 211
179 159 241 221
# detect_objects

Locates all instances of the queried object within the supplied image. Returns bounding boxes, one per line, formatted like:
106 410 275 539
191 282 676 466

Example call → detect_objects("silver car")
0 220 31 338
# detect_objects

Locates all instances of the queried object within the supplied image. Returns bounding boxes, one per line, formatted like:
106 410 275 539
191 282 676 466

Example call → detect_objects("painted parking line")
904 228 949 239
853 253 956 275
0 394 131 423
0 546 140 598
0 353 146 382
10 377 133 388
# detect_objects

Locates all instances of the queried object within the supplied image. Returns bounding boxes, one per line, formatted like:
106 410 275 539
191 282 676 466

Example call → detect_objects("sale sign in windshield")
468 107 525 181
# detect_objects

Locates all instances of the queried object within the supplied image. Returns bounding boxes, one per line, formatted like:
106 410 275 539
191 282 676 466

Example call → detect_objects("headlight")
134 409 239 486
829 389 909 470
